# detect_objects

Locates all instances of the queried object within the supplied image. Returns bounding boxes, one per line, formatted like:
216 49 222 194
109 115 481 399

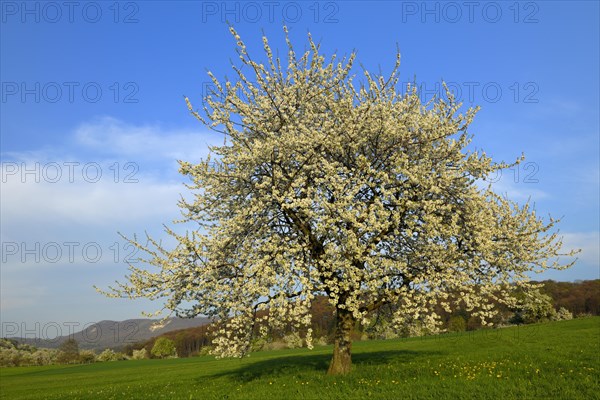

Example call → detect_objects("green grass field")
1 317 598 399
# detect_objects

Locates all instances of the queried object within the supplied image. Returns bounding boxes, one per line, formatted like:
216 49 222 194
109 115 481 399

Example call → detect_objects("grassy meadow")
1 317 598 399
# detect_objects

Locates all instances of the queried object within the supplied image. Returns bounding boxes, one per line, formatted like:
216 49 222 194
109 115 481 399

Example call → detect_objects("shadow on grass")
202 349 442 383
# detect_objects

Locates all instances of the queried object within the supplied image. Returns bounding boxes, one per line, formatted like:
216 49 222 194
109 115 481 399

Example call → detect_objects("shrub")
151 337 176 359
198 346 212 356
131 348 148 360
250 337 268 351
97 349 127 362
57 338 80 364
555 307 573 321
19 352 34 366
511 290 557 324
282 332 303 349
0 348 19 367
0 339 16 349
448 316 467 332
31 349 56 366
79 350 96 363
262 341 288 351
407 323 424 338
380 329 399 340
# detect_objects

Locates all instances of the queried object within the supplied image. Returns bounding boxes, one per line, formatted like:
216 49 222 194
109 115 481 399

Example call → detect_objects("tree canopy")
151 337 176 359
57 338 79 364
100 26 577 374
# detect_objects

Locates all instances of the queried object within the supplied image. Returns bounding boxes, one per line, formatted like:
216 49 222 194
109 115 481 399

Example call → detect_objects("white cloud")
475 176 549 202
1 117 213 236
490 180 548 202
1 177 182 227
560 232 600 269
74 116 222 162
0 118 207 276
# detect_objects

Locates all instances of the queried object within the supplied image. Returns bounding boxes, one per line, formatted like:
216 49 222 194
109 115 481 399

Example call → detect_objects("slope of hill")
131 280 600 358
11 317 210 351
1 318 598 399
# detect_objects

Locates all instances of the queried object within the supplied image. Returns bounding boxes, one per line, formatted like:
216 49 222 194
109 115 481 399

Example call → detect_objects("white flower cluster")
100 27 577 358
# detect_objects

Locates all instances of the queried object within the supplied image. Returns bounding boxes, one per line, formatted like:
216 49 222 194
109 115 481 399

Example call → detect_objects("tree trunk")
327 308 355 375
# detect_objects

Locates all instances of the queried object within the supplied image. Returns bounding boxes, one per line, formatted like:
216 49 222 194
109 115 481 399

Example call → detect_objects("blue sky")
1 1 599 337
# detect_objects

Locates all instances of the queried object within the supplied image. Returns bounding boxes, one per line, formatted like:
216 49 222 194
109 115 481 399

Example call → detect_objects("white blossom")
98 27 578 360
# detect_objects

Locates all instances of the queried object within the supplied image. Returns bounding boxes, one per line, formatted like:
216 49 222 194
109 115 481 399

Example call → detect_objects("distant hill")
10 317 210 351
9 280 599 354
130 280 600 358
